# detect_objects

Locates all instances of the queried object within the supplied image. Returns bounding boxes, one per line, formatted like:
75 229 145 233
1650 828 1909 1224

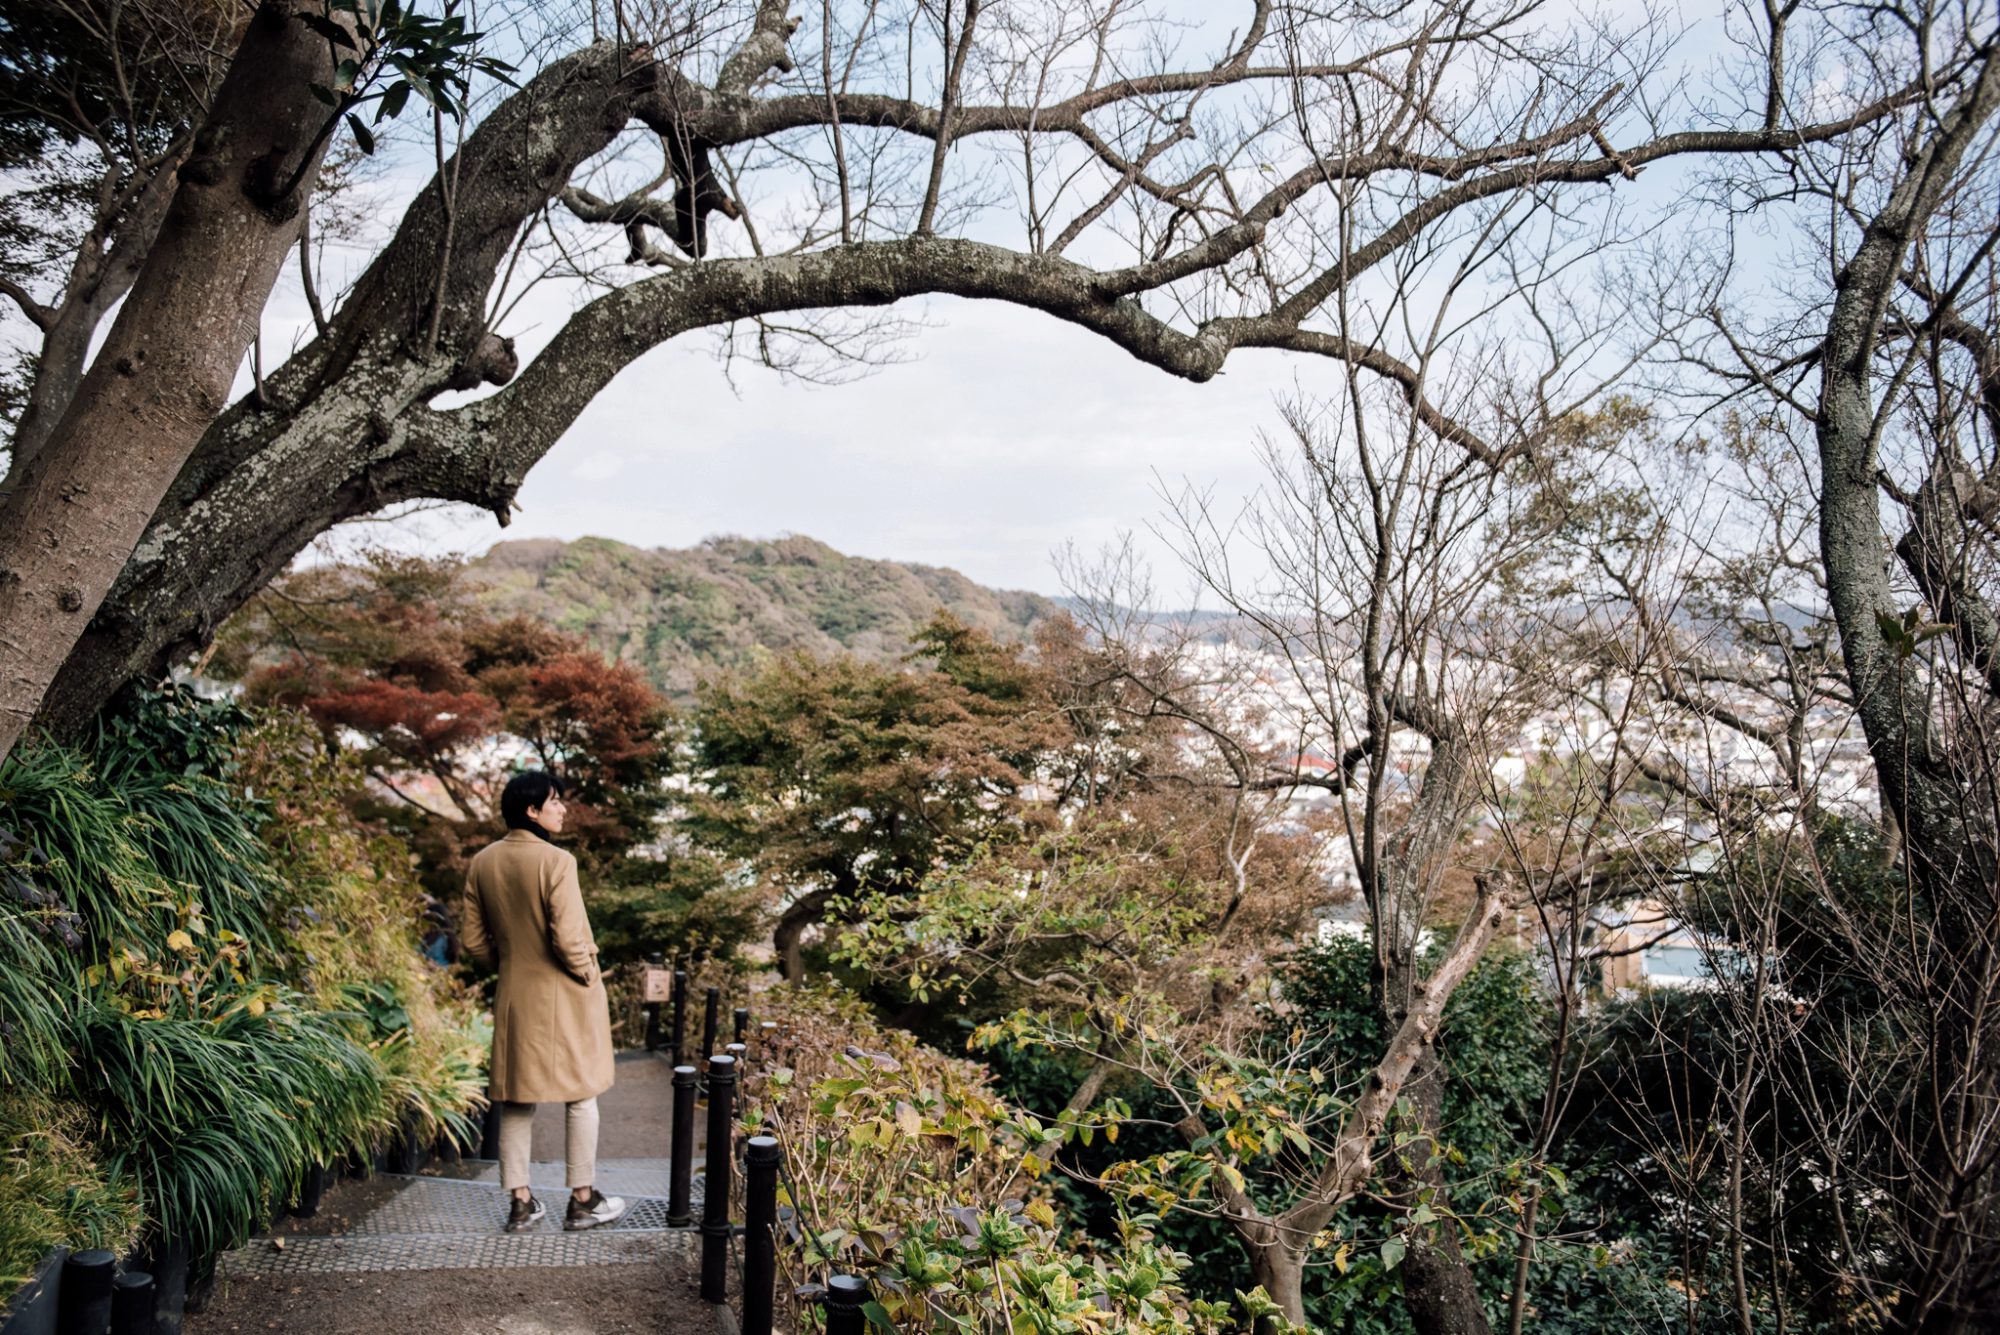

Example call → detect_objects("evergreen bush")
0 688 485 1303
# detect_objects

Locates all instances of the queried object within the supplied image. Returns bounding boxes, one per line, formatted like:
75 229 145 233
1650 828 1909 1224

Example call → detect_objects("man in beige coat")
461 772 626 1233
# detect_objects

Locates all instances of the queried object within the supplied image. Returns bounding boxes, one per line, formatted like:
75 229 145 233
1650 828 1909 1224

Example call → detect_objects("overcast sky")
423 295 1316 600
263 0 1738 603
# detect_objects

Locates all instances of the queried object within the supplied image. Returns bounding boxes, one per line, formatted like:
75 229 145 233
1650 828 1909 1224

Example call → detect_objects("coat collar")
502 828 544 843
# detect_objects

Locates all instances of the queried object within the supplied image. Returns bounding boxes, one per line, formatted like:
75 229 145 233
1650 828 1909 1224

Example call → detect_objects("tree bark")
5 157 185 482
1810 39 2000 1335
1247 1242 1305 1335
1369 704 1496 1335
0 0 336 762
1391 1061 1497 1335
773 886 837 980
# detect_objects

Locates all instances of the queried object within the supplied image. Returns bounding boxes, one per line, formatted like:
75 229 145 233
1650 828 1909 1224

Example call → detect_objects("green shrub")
75 995 382 1259
0 687 488 1286
236 709 489 1146
752 986 1255 1333
1271 937 1683 1334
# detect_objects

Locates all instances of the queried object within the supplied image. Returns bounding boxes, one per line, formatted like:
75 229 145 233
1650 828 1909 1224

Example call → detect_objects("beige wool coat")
460 830 615 1104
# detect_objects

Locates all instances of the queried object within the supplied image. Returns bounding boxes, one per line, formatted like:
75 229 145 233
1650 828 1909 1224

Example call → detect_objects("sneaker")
564 1188 627 1231
505 1194 546 1233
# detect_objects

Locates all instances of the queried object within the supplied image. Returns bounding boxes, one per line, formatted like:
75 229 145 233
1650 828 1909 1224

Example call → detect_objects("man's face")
529 792 567 833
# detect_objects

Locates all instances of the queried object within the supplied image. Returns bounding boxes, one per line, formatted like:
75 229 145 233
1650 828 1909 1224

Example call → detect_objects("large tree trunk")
28 42 642 740
0 0 335 762
1811 43 2000 1335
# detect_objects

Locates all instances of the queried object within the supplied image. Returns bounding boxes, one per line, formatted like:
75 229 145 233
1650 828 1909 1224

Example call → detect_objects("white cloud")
428 292 1306 596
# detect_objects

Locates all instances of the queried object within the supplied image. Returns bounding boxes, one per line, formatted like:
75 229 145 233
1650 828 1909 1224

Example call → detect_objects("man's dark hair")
501 771 565 832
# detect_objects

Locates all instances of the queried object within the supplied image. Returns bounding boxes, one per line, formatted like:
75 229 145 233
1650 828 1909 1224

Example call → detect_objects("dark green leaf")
376 80 411 121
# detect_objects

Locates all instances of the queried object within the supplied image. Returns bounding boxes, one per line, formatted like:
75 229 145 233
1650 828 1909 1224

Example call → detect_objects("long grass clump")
75 998 383 1259
0 687 488 1304
0 1092 140 1298
0 895 70 1089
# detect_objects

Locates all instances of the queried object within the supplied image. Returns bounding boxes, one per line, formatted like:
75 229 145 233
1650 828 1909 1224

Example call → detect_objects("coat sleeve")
544 852 598 986
460 863 493 968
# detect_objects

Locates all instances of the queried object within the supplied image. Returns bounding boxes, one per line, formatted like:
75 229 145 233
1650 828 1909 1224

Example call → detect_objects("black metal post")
110 1271 155 1335
57 1249 115 1335
726 1041 747 1071
824 1274 871 1335
699 1053 737 1304
759 1020 778 1063
733 1006 749 1046
137 1239 186 1332
668 1064 697 1227
394 1115 424 1174
295 1162 327 1218
743 1137 780 1335
670 968 688 1067
643 951 664 1051
701 986 721 1067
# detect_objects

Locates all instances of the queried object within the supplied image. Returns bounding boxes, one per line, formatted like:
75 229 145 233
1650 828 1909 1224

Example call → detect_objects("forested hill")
466 535 1061 697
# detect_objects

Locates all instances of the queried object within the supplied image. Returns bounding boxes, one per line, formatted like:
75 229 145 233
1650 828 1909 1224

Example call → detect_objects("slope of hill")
466 535 1061 697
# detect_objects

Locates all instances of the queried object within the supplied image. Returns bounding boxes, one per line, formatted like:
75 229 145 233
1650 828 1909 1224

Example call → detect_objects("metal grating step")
343 1176 689 1236
216 1230 695 1277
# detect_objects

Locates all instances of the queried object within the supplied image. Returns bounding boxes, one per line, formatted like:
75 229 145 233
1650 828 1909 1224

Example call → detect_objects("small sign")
641 967 672 1003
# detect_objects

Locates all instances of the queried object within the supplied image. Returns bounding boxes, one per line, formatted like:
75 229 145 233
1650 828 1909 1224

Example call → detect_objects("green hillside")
465 534 1060 697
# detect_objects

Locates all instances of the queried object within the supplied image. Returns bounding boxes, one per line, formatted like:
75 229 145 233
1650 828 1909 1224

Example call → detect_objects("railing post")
743 1136 780 1335
644 951 664 1052
292 1162 327 1218
110 1271 155 1335
726 1041 747 1072
733 1005 749 1046
823 1274 871 1335
668 1064 697 1227
699 1054 738 1304
57 1249 115 1335
701 986 721 1071
759 1020 778 1063
670 967 689 1068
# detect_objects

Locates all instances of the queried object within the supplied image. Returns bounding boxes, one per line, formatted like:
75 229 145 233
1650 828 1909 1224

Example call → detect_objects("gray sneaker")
564 1188 627 1231
505 1194 546 1233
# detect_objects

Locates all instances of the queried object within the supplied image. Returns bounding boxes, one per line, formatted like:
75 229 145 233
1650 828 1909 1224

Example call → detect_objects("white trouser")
498 1097 599 1193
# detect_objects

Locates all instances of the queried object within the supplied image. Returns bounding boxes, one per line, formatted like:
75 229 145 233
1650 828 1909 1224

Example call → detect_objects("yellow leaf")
895 1102 922 1137
1027 1200 1057 1229
247 996 266 1017
166 929 195 954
